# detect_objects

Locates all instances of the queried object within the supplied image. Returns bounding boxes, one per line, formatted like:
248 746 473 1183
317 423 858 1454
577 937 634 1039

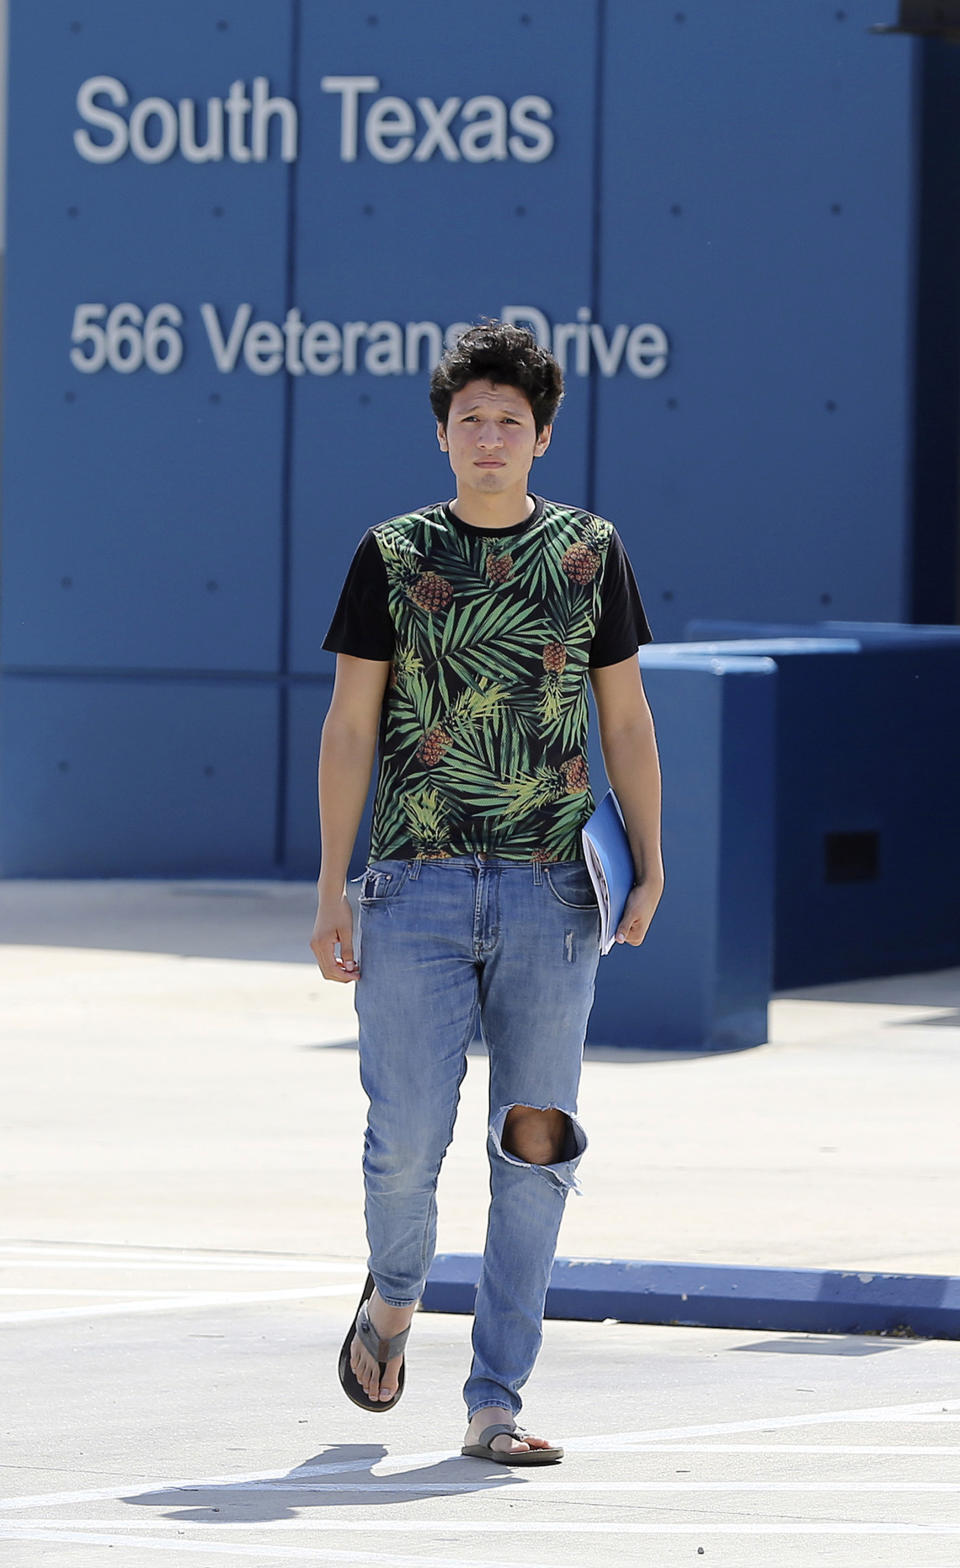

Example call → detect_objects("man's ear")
437 421 448 453
534 424 552 457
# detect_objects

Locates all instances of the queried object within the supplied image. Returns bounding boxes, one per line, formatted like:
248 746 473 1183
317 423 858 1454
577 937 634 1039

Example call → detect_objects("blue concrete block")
678 625 960 985
587 652 777 1051
687 618 960 648
422 1253 960 1340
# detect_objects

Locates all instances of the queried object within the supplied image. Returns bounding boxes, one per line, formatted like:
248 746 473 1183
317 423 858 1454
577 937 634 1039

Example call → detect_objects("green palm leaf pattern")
369 501 614 862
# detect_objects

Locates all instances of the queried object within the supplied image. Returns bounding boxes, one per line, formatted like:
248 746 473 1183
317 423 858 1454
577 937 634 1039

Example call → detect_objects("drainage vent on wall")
824 830 880 883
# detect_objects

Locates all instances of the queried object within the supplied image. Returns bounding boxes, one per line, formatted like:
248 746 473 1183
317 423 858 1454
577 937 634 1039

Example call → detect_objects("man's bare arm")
589 656 664 946
310 653 391 982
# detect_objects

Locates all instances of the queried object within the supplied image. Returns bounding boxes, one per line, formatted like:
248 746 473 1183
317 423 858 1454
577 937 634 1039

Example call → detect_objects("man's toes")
377 1356 401 1401
350 1340 381 1398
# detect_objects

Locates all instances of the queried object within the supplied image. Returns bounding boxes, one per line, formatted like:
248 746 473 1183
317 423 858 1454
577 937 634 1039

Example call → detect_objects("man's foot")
349 1287 416 1404
463 1406 557 1457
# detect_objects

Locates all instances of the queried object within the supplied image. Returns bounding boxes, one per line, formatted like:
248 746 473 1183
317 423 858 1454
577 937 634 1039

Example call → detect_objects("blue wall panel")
1 0 292 671
0 676 279 876
594 2 915 642
287 0 600 675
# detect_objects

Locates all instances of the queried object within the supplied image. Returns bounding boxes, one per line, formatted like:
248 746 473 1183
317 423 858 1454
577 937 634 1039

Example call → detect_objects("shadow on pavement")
121 1444 522 1523
729 1335 919 1357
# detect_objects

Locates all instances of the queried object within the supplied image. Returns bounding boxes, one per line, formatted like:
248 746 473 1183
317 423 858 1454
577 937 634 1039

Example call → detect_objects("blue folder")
581 789 635 955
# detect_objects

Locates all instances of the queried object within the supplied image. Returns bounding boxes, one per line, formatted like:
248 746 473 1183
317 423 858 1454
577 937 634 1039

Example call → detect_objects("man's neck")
449 484 536 531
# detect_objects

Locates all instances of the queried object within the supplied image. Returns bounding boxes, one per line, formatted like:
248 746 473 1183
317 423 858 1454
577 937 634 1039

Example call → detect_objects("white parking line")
0 1535 949 1568
614 1443 960 1454
0 1251 361 1273
0 1285 358 1325
850 1412 960 1423
3 1521 960 1537
572 1396 960 1448
0 1534 566 1568
0 1289 186 1297
0 1262 356 1272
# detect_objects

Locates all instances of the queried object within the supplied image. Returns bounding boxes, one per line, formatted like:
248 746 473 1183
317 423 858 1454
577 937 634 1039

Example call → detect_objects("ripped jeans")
354 853 601 1419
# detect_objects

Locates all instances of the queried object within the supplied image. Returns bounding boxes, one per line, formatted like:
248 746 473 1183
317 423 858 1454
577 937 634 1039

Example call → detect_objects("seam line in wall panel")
274 0 303 871
585 0 607 517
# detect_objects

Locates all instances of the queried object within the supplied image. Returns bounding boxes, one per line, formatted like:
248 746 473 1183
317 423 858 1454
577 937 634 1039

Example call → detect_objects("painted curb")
421 1255 960 1340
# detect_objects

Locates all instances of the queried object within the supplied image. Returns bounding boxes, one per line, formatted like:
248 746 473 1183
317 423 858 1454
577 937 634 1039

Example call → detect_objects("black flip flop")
337 1272 410 1413
462 1420 563 1465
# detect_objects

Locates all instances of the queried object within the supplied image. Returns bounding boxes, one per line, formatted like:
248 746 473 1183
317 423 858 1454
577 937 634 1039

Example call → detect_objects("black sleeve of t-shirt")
322 531 395 661
589 528 653 667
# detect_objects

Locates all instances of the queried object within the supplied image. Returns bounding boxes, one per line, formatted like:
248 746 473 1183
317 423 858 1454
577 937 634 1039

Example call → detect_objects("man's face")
437 380 551 496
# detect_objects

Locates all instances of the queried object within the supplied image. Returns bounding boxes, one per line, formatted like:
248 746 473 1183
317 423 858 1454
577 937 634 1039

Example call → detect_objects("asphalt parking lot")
2 879 959 1566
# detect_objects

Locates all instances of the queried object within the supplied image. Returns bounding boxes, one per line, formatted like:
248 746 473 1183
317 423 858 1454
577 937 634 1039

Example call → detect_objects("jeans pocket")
543 862 598 910
359 860 411 904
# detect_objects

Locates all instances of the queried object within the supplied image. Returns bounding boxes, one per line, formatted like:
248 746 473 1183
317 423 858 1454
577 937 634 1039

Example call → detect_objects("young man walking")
311 321 663 1464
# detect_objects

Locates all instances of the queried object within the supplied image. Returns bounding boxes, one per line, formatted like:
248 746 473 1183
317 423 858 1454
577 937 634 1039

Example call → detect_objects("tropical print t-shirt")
323 495 652 862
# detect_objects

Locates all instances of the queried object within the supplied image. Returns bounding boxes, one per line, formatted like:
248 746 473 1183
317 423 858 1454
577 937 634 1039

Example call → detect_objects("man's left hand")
615 878 664 947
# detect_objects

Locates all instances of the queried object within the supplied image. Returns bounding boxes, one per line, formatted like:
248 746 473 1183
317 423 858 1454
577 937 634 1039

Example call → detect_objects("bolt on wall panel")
1 0 294 672
286 0 601 675
593 1 915 642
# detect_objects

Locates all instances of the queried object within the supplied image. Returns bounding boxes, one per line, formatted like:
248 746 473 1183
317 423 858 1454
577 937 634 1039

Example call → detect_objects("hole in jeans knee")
497 1103 585 1167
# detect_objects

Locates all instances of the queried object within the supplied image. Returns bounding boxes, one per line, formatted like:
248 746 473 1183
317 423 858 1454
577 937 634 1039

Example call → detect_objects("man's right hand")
310 893 358 983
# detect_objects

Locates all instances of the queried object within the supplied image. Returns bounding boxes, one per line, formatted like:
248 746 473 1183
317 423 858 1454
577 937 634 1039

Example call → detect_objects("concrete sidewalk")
2 879 959 1567
2 878 958 1275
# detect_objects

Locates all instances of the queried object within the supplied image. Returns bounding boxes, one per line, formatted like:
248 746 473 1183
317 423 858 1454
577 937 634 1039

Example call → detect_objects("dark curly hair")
429 320 564 434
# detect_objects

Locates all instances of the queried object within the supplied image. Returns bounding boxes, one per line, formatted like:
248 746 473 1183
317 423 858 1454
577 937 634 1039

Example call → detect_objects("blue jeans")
354 853 601 1420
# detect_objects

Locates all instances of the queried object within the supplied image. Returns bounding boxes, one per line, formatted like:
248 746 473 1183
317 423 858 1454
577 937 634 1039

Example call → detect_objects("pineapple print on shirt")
324 497 651 863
